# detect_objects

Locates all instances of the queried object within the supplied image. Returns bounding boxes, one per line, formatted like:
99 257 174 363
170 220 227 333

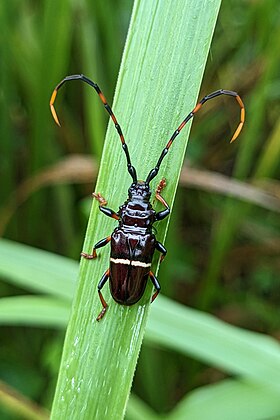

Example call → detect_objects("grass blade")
0 296 69 328
0 239 76 300
3 239 280 395
50 0 222 418
147 296 280 392
167 379 280 420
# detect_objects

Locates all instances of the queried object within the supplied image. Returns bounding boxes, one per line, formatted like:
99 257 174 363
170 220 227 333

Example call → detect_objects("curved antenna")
50 74 137 183
146 89 245 184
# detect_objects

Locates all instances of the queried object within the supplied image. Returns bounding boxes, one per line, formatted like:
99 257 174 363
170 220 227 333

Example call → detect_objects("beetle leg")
93 192 120 220
149 271 161 302
81 236 111 259
96 268 110 321
99 207 120 220
92 192 107 206
155 241 167 263
155 179 170 221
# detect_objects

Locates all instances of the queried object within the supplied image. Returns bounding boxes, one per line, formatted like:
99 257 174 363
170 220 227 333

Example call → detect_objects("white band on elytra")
110 258 151 268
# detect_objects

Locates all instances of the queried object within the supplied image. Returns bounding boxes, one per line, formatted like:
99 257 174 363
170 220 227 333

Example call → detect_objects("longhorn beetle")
50 74 245 321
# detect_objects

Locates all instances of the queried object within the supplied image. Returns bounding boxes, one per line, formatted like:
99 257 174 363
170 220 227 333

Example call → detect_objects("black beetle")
50 74 245 320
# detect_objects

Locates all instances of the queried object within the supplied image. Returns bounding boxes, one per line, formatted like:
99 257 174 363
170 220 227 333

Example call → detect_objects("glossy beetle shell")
109 227 156 305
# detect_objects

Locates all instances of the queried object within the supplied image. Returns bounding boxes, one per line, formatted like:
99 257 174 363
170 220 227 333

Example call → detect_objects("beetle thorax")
118 181 155 230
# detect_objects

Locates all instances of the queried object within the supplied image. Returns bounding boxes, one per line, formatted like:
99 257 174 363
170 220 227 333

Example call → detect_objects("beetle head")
128 181 151 201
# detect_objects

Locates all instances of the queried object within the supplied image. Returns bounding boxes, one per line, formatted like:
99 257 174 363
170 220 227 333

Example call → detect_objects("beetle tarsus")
96 305 108 321
151 291 159 302
92 192 108 206
156 178 167 195
155 178 168 207
96 271 110 320
154 179 170 221
81 250 97 259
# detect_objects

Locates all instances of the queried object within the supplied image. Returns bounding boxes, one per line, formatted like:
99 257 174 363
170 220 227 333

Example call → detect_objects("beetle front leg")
81 236 111 259
155 178 170 221
149 271 161 302
96 268 110 321
93 192 119 220
155 241 167 263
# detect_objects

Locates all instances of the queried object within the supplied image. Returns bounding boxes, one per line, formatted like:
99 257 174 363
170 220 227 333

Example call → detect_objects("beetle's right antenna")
50 74 137 183
146 89 245 184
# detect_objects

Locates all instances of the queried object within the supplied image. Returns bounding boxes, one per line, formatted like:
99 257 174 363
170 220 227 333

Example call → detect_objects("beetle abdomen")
110 228 156 305
110 263 149 305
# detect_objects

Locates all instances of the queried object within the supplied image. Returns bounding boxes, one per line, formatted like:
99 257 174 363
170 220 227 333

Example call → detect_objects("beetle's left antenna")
50 74 137 183
146 89 245 184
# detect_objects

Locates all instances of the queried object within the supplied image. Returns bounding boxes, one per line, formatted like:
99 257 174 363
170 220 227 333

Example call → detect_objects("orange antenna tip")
230 96 245 143
230 122 243 143
50 89 61 126
50 104 61 127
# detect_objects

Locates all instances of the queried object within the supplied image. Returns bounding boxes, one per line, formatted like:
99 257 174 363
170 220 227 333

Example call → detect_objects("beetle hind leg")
155 241 167 263
149 271 161 303
96 268 110 321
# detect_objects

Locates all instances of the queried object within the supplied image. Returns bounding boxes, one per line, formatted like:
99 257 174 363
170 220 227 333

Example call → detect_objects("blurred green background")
1 0 280 418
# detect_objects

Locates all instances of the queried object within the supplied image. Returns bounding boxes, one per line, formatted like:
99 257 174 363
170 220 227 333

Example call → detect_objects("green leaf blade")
50 1 222 418
0 239 76 300
0 296 69 328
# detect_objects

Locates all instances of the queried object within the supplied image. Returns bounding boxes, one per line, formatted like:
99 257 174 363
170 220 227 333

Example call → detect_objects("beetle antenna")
50 74 137 183
146 89 245 184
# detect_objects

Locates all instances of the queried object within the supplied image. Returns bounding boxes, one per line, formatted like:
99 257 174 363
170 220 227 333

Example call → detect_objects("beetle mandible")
50 74 245 320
